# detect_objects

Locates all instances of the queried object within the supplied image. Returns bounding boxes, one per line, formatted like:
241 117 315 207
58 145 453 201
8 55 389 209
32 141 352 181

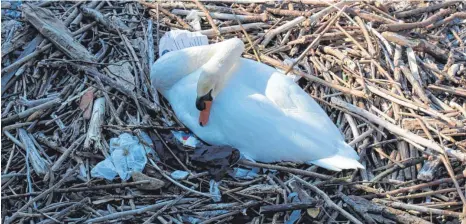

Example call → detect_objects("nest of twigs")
1 1 466 223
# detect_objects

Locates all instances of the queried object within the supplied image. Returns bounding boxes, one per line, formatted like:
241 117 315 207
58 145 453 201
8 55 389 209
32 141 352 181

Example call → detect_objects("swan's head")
194 38 244 127
196 75 215 127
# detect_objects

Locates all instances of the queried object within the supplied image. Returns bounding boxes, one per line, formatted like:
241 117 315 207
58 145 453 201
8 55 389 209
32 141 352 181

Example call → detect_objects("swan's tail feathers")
310 155 364 172
159 30 208 57
309 143 364 171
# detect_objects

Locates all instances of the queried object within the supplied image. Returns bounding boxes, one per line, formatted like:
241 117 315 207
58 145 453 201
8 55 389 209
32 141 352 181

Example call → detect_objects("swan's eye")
196 98 205 111
195 89 213 111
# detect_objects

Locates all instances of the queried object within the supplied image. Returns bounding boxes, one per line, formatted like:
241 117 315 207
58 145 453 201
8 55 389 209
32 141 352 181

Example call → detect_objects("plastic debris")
171 131 199 148
191 145 240 181
91 158 117 180
186 10 202 31
231 168 258 180
286 192 302 224
170 170 190 180
158 30 208 57
1 1 22 19
91 133 153 181
209 180 222 202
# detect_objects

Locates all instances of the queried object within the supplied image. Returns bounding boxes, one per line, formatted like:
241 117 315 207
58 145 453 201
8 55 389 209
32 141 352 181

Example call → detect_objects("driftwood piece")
259 200 322 214
345 8 396 24
18 129 50 176
238 184 282 195
2 98 62 125
1 30 35 58
417 157 441 181
1 35 43 94
382 32 448 62
200 22 269 37
84 97 105 150
373 199 462 218
380 9 451 32
261 16 305 46
428 85 466 98
22 4 95 62
171 9 267 22
80 6 131 34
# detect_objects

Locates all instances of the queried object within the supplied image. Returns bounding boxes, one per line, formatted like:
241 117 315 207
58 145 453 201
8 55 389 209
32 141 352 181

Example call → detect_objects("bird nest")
1 1 466 223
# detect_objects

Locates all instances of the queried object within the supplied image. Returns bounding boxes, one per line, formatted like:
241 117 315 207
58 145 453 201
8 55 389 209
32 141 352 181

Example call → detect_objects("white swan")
151 36 363 171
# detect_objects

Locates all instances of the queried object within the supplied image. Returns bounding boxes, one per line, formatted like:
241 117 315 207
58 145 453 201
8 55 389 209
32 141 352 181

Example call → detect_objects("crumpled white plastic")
158 30 208 57
186 10 202 31
91 133 156 181
171 131 200 148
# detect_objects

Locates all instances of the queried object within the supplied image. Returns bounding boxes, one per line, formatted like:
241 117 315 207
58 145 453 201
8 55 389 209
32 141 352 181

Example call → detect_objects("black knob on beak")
195 89 213 111
196 98 206 111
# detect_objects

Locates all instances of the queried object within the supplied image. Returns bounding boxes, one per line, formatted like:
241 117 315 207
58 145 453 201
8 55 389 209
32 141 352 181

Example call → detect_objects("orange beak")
199 101 212 127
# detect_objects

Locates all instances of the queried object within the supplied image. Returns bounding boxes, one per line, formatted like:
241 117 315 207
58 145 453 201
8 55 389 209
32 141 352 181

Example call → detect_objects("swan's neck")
150 38 244 96
198 39 244 97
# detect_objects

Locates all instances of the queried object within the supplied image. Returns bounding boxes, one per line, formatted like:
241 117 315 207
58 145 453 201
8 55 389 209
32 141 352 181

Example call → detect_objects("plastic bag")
171 170 190 180
159 30 208 57
91 133 154 181
171 131 200 148
231 168 258 180
286 192 302 224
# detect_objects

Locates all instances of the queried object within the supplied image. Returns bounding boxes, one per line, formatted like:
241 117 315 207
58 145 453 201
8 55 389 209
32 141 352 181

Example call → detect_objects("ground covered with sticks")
1 1 466 223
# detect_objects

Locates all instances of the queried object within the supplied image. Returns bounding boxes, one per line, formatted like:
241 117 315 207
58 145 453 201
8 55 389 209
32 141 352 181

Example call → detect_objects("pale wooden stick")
84 97 105 151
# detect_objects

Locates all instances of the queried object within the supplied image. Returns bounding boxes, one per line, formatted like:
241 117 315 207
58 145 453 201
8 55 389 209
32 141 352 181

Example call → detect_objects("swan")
151 35 363 171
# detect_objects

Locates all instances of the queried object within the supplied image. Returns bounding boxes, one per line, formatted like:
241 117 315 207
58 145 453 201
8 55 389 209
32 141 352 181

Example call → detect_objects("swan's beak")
196 90 213 127
199 101 212 127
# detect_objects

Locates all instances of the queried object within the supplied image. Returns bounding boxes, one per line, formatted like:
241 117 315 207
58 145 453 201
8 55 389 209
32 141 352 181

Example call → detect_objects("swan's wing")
264 72 344 139
262 71 362 167
211 82 341 163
